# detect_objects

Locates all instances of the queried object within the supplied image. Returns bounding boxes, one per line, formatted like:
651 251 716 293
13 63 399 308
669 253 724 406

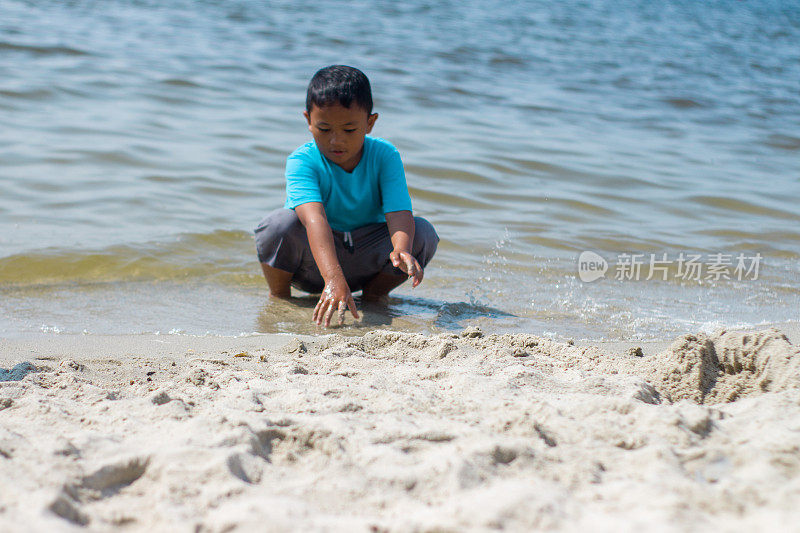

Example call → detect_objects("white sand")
2 326 800 532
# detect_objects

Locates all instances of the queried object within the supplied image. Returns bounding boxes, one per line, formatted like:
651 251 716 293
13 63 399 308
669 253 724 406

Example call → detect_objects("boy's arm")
385 210 423 288
294 202 359 326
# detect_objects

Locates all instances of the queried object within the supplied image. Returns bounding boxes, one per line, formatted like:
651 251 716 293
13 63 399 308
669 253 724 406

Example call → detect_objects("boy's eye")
344 129 356 133
317 128 330 132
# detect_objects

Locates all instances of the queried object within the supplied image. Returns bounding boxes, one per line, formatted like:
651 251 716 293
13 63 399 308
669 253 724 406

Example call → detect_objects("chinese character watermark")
577 251 762 283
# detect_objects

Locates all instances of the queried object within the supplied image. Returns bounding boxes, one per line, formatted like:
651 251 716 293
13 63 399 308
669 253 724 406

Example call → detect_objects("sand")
2 326 800 532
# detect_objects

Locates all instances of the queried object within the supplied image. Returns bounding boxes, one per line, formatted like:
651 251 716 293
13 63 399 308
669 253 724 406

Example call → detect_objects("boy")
254 65 439 328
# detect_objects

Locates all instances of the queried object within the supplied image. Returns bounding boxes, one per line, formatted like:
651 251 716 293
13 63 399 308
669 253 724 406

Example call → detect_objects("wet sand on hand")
1 325 800 532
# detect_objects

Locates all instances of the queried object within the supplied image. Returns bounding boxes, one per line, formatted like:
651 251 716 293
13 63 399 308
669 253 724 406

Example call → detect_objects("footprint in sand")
48 456 150 526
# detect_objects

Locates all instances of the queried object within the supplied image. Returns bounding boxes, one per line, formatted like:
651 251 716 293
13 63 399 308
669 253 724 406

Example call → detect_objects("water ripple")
1 0 798 338
0 41 90 56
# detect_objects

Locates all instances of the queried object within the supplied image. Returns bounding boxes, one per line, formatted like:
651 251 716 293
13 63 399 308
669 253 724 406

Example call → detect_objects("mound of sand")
644 328 800 404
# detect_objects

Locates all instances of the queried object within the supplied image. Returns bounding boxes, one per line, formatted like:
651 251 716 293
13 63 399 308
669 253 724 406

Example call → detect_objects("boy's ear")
303 110 311 126
366 113 378 134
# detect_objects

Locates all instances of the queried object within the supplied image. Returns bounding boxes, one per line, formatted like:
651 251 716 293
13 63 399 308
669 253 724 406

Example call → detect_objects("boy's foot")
360 291 390 305
360 272 408 304
268 290 292 300
356 295 393 326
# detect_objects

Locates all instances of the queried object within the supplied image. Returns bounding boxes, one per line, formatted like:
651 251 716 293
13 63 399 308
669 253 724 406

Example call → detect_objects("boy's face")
304 103 378 172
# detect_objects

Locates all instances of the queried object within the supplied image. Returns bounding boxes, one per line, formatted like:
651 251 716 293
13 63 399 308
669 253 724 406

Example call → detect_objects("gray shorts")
254 209 439 294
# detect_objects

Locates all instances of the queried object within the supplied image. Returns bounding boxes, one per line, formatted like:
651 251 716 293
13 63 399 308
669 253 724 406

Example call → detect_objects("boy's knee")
412 217 439 267
254 209 306 264
257 208 303 236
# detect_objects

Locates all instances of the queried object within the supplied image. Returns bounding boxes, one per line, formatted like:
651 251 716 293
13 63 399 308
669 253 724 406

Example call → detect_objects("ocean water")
1 0 798 339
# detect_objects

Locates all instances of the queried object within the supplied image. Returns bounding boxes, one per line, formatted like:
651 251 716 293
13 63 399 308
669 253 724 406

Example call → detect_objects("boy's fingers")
337 300 346 326
412 261 423 287
316 298 330 325
402 255 417 276
347 296 359 320
323 301 336 327
405 256 422 283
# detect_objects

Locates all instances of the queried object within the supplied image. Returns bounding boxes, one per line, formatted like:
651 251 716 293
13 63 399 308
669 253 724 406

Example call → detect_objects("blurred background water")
1 0 798 339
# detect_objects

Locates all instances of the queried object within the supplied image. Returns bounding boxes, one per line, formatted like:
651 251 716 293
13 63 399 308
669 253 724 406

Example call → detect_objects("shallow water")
1 0 799 339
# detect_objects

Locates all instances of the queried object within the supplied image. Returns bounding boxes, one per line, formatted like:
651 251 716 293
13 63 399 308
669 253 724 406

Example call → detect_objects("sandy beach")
3 1 799 531
2 325 799 532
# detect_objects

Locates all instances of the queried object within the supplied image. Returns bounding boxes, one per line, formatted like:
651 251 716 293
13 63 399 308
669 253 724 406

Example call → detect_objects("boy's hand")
313 273 359 327
295 202 359 327
390 250 423 288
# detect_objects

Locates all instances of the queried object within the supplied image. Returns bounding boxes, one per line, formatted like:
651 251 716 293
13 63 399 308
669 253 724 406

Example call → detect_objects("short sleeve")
379 146 413 214
284 151 322 209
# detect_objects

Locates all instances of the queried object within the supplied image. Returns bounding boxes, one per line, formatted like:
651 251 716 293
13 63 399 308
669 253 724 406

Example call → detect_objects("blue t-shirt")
283 136 413 232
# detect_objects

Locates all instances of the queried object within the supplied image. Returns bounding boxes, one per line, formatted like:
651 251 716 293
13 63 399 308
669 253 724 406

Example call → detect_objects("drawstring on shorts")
343 231 354 254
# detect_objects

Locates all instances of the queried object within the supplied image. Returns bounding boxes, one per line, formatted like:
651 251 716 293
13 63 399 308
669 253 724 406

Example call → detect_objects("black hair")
306 65 373 115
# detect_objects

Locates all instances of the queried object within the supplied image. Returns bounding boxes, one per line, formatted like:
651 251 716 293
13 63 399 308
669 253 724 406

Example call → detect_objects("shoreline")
2 324 799 531
3 318 799 362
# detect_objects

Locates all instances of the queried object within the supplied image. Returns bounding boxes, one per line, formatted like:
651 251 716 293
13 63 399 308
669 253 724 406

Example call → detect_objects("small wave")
393 296 517 330
0 88 54 100
404 163 493 185
67 148 161 168
765 133 800 151
662 97 708 109
159 78 203 88
0 41 89 56
688 195 800 222
0 230 260 287
489 53 526 66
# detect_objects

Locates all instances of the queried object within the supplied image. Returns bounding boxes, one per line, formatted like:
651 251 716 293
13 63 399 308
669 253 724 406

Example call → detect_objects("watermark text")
578 251 762 282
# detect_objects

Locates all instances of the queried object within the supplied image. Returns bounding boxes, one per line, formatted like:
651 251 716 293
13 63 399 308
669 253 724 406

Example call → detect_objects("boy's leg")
361 272 408 303
254 209 325 297
260 264 292 298
360 216 439 301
